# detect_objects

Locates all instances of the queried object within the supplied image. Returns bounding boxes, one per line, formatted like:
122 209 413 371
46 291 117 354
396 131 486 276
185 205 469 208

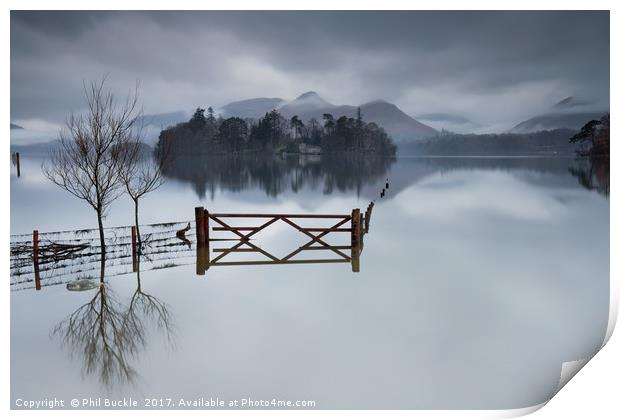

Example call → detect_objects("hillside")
221 91 437 142
510 112 605 134
219 97 285 118
510 96 607 133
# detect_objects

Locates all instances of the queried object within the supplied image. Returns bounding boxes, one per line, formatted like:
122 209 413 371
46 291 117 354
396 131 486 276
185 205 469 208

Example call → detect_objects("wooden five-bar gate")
193 205 373 274
12 203 376 292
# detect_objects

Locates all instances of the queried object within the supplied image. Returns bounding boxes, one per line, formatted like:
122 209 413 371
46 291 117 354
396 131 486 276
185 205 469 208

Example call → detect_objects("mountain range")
219 91 438 142
510 96 607 134
16 93 602 149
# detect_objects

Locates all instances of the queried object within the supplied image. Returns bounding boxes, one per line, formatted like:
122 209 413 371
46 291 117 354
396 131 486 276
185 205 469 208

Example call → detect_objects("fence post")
351 209 361 272
33 230 40 290
131 226 138 272
195 206 205 246
195 206 207 275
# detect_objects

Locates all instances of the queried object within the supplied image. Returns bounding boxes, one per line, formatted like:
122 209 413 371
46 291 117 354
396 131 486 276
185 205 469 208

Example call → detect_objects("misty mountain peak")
361 99 393 109
554 96 574 107
283 91 332 111
296 91 321 100
553 96 588 110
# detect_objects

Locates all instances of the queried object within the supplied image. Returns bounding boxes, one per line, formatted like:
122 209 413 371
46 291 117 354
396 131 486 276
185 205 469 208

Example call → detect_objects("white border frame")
3 2 616 419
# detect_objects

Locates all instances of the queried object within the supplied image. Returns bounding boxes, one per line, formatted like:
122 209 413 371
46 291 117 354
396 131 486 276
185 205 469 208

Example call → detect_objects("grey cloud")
10 11 609 131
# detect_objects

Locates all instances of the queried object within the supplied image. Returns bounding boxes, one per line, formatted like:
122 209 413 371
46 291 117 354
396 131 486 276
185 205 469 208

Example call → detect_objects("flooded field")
10 154 609 409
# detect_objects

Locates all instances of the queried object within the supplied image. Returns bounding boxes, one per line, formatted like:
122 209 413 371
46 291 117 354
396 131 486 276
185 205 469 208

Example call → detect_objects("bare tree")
43 78 142 254
120 142 170 247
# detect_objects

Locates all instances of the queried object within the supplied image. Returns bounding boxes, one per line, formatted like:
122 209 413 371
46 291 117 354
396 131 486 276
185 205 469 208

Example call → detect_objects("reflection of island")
567 114 610 198
52 256 173 388
569 158 609 197
162 153 395 199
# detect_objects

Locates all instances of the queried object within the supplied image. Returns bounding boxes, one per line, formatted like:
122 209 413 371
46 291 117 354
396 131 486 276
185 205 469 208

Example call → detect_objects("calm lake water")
10 153 609 409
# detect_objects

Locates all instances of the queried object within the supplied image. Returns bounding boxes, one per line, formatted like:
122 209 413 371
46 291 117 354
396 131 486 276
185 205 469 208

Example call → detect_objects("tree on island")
322 113 335 135
43 79 142 254
568 113 610 197
218 117 249 152
248 109 288 151
189 107 207 132
290 115 304 140
206 106 216 125
570 113 610 157
157 105 396 156
355 107 364 149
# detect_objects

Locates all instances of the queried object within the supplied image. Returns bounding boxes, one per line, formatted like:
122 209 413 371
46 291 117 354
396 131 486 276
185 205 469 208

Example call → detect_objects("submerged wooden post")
131 226 138 272
195 206 205 246
33 230 40 290
351 209 361 272
365 202 374 233
351 209 360 248
196 244 209 275
16 152 21 177
359 213 365 253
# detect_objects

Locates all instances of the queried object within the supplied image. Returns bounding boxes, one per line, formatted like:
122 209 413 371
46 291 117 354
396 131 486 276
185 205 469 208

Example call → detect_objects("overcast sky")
11 10 609 133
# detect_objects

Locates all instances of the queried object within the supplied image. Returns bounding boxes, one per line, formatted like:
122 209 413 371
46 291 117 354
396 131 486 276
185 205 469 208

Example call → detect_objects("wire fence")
10 184 388 293
10 220 195 292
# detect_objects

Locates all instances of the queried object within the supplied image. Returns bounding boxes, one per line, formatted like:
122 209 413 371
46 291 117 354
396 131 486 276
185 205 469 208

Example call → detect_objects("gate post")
131 226 138 272
351 209 361 272
196 207 210 275
195 206 205 246
33 230 41 290
202 208 211 273
196 245 207 276
203 209 210 245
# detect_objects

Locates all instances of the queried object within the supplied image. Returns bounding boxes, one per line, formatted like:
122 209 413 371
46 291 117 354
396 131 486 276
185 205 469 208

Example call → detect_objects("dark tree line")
157 107 396 156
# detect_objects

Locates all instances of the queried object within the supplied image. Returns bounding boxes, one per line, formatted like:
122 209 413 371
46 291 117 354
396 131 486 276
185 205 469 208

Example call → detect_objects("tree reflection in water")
161 152 395 199
125 258 174 344
569 157 610 197
52 255 173 388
